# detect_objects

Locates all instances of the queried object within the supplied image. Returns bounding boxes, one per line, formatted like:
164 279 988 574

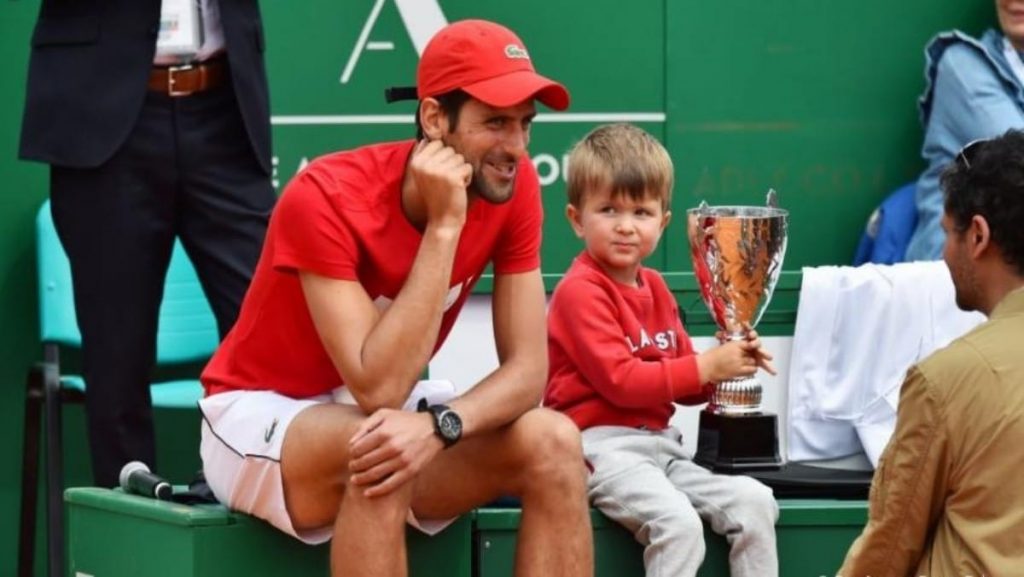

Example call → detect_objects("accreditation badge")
155 0 204 58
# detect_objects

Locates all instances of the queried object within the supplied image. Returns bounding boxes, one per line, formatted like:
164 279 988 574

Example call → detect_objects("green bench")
65 488 471 577
475 502 867 577
66 488 866 577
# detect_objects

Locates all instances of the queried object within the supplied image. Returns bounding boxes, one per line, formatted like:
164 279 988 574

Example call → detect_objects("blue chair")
852 182 918 265
18 200 220 577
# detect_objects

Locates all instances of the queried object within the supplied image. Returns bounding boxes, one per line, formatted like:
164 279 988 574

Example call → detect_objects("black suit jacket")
19 0 272 173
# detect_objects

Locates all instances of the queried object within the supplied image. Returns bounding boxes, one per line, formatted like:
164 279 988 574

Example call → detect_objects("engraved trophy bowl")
686 191 788 471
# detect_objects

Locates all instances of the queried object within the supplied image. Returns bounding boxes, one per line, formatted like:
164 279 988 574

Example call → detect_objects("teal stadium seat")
18 200 219 577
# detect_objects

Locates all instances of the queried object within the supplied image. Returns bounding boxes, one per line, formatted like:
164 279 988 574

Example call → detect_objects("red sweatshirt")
544 251 708 431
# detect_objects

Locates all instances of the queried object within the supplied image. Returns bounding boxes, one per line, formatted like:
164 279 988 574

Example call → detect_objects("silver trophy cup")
686 191 788 471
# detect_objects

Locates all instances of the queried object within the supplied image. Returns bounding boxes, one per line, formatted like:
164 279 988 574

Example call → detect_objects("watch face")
438 410 462 442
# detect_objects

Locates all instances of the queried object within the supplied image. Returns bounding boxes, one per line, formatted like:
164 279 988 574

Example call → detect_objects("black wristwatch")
417 398 463 448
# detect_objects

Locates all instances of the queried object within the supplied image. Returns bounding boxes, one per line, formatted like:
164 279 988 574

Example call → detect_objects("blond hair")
566 123 674 210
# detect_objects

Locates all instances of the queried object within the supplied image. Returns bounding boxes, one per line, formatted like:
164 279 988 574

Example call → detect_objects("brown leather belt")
148 58 226 97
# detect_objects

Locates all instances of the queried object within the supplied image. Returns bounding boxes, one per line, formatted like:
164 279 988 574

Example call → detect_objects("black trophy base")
694 410 782 473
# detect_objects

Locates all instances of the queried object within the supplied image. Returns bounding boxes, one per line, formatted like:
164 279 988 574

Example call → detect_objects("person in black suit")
19 0 276 487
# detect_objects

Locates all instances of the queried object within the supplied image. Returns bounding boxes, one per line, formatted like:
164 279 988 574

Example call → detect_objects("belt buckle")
167 63 195 97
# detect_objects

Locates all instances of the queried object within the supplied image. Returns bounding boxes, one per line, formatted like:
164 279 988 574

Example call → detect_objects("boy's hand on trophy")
747 344 777 375
697 341 758 383
705 325 777 379
741 327 777 376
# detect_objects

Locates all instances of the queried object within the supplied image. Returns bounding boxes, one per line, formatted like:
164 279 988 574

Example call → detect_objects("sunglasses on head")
956 138 988 170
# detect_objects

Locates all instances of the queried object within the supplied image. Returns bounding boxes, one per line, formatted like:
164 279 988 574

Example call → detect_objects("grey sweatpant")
582 426 779 577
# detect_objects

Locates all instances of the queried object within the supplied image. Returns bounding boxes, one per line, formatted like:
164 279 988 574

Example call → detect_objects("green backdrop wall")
0 1 993 574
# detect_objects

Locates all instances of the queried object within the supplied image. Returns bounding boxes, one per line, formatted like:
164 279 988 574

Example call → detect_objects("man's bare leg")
412 408 594 577
280 403 413 577
278 404 593 577
514 426 594 577
332 479 410 576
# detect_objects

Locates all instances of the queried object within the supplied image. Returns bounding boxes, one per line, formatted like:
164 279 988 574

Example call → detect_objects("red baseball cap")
388 20 570 111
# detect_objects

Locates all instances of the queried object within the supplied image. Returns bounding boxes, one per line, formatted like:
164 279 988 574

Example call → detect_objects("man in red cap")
197 19 594 577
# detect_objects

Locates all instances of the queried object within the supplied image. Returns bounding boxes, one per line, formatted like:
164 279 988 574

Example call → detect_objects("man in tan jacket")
839 129 1024 576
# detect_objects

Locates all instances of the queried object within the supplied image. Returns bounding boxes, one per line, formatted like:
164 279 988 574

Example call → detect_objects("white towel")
786 261 983 467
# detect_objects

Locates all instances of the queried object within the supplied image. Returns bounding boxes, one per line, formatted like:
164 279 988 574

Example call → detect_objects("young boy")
544 123 780 577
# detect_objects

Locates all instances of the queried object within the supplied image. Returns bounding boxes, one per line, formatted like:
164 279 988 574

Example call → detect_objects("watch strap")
417 399 460 448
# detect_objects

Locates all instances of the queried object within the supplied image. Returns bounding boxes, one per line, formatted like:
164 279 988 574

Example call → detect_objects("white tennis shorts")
199 380 459 544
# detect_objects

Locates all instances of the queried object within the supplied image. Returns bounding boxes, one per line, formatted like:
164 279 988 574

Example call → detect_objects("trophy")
687 190 788 471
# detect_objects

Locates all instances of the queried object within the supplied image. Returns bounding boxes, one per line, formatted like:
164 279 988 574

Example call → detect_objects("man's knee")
509 409 586 490
341 477 414 527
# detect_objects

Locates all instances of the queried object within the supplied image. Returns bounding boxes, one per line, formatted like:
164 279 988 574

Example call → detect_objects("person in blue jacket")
905 1 1024 261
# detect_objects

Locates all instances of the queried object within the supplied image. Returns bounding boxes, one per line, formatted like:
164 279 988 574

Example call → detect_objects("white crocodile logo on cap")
504 44 529 59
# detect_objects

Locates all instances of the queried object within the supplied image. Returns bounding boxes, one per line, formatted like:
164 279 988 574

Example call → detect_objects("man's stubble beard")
469 168 516 205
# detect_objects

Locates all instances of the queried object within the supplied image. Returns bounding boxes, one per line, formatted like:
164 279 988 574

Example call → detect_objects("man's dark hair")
941 128 1024 275
414 89 472 139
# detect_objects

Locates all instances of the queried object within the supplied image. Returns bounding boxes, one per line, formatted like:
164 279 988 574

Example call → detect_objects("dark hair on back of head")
415 89 472 139
941 128 1024 275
